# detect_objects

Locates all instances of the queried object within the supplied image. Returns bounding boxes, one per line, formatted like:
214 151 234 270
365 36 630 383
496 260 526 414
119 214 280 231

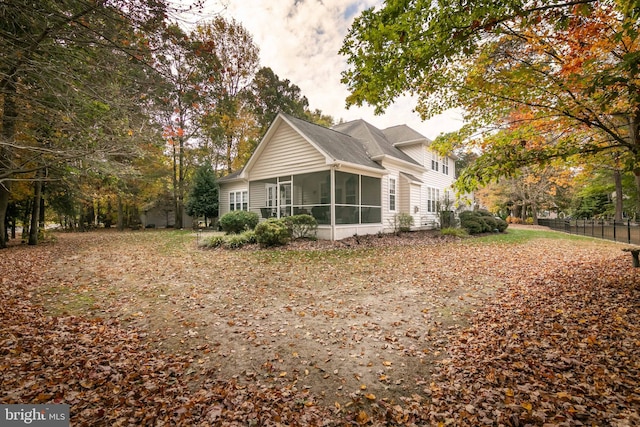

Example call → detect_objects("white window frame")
389 177 397 212
229 190 248 211
431 152 439 172
427 187 440 213
442 157 449 175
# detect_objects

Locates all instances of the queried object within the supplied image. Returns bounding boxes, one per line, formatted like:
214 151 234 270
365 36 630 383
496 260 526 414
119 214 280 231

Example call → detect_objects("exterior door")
279 182 292 217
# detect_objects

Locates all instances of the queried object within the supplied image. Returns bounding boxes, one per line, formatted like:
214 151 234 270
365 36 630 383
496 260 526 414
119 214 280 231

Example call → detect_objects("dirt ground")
34 227 621 406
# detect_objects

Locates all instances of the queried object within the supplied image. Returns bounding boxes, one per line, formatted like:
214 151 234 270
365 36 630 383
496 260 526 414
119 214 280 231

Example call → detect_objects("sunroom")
248 170 383 240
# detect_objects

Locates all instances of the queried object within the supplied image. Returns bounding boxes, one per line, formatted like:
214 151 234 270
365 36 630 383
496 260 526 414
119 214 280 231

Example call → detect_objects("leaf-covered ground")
1 227 638 426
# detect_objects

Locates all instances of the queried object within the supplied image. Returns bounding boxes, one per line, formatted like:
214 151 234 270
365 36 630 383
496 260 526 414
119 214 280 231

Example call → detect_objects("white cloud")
197 0 463 140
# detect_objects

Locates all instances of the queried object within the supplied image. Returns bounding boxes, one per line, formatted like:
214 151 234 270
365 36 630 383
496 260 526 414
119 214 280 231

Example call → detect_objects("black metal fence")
538 219 640 245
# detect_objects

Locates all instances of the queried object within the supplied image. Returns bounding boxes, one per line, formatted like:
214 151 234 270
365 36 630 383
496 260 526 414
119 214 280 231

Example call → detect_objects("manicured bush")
495 218 508 232
460 210 508 234
219 210 259 234
479 215 497 232
282 214 318 240
462 218 484 234
255 218 291 247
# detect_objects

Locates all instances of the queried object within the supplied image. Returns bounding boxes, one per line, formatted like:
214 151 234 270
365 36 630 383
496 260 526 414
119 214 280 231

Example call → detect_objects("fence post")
601 220 604 239
613 220 617 242
628 219 632 244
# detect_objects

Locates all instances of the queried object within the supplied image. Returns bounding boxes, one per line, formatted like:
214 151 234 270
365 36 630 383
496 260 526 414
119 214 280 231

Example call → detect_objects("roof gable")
382 125 432 146
332 120 421 166
283 115 383 170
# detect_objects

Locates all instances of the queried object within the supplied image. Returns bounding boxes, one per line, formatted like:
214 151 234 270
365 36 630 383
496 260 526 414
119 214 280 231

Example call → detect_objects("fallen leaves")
1 229 639 426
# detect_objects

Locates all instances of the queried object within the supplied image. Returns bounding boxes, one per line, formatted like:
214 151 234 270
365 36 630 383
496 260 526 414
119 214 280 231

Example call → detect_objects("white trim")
389 176 397 212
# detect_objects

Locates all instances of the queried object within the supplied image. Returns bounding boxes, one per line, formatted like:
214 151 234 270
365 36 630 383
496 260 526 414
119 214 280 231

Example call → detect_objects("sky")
195 0 463 140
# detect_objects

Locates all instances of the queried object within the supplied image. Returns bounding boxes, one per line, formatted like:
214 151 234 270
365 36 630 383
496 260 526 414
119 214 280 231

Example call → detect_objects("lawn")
1 228 638 426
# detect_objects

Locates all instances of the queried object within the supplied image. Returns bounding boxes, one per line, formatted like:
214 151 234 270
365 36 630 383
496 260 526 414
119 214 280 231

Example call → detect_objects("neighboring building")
218 113 459 240
141 201 193 228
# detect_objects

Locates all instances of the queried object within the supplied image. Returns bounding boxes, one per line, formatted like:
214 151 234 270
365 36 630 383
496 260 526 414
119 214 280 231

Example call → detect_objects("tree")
153 23 217 229
340 1 640 204
185 161 218 226
249 67 310 134
193 17 260 174
0 0 175 247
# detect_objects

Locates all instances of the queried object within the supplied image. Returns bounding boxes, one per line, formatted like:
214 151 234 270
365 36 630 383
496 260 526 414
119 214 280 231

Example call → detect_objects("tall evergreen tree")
185 161 218 225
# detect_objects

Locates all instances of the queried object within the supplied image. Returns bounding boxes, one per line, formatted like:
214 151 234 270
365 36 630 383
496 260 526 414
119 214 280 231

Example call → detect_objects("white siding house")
218 113 459 240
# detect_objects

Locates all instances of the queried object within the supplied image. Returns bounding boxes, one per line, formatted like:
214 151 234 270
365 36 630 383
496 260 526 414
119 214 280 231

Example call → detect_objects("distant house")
218 113 459 240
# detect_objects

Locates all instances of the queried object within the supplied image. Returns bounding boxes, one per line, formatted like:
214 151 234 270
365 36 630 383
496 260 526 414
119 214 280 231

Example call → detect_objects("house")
218 113 458 240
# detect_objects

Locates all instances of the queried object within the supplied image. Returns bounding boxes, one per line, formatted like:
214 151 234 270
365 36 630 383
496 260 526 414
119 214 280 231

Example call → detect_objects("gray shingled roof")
331 120 421 166
382 124 432 145
283 114 384 170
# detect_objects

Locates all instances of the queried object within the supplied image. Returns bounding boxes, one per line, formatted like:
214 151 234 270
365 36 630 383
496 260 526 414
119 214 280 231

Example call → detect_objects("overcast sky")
196 0 463 140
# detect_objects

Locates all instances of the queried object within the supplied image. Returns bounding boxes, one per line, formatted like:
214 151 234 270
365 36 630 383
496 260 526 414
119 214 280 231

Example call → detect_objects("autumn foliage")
1 230 638 425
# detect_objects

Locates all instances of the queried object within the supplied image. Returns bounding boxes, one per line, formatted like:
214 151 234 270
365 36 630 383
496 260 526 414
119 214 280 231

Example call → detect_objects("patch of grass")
440 227 468 238
153 230 194 254
43 286 97 316
471 228 601 244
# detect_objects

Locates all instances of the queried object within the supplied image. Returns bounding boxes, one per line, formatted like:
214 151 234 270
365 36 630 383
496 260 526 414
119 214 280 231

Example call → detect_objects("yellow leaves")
364 393 376 400
356 410 370 425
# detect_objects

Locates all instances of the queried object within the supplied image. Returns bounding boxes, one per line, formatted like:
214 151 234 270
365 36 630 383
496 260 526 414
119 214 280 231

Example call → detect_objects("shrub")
224 233 249 249
506 216 522 224
219 211 259 234
440 227 468 238
241 230 257 244
255 218 291 247
525 217 534 225
389 212 414 233
460 210 508 234
495 218 508 232
479 215 497 232
282 214 317 240
202 235 225 248
462 219 484 234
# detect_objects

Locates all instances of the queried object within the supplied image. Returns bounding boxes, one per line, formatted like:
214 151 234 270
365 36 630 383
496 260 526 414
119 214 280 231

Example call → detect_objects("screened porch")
249 170 382 226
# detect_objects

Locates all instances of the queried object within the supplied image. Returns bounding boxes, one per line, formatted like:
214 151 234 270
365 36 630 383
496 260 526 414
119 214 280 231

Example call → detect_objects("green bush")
282 214 318 240
241 230 257 244
495 218 508 232
440 227 468 238
219 210 259 234
224 231 255 249
462 219 484 234
255 218 291 247
459 210 508 234
479 216 497 232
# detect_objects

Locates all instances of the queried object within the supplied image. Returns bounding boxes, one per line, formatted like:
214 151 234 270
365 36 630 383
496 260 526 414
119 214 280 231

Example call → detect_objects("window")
442 157 449 175
431 152 439 172
389 177 396 211
229 190 248 211
427 187 440 213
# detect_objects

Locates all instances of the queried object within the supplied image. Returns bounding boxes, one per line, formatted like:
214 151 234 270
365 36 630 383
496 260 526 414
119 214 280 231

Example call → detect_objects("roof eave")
371 154 426 172
331 160 388 175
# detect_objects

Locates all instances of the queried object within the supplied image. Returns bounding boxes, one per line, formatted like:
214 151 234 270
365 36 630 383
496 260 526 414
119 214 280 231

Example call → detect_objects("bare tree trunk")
117 195 124 230
28 173 43 245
